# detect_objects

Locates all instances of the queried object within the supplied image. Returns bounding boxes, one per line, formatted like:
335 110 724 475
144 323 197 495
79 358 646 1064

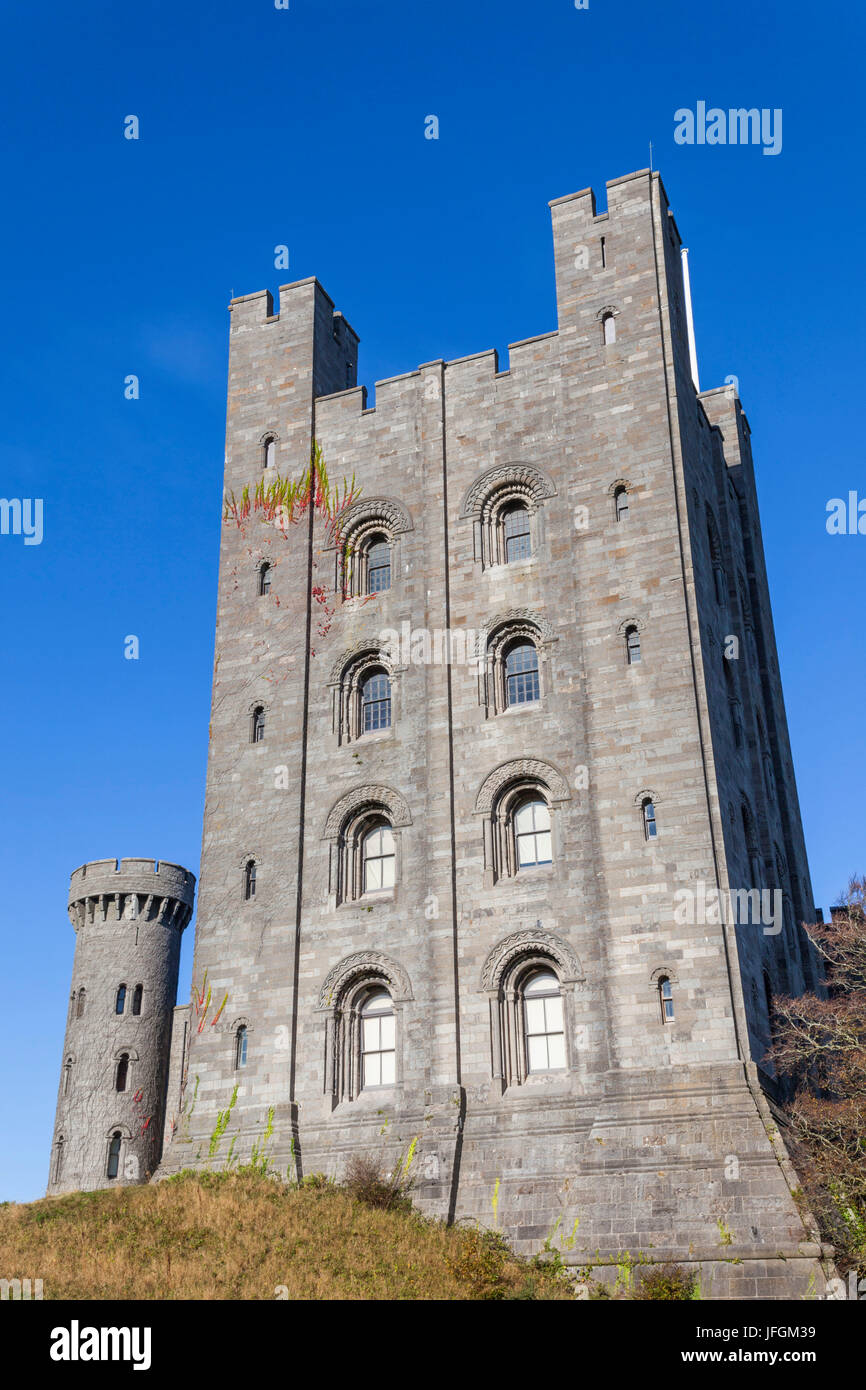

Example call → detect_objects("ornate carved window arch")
481 611 554 716
460 464 556 571
329 643 397 744
336 497 413 600
475 759 570 886
324 786 412 905
317 952 412 1105
480 930 583 1088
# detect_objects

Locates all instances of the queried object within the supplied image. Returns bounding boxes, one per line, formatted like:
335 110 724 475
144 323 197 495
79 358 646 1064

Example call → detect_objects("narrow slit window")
236 1026 248 1069
244 860 256 900
115 984 126 1016
115 1053 129 1093
659 977 675 1023
642 799 657 840
258 563 271 596
626 627 641 665
106 1131 122 1180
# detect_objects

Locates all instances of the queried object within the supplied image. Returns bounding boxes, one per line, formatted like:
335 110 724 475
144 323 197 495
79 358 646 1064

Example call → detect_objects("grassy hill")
0 1169 574 1301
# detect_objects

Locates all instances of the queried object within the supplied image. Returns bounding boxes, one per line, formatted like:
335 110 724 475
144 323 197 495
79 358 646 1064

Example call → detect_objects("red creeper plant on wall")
222 440 363 665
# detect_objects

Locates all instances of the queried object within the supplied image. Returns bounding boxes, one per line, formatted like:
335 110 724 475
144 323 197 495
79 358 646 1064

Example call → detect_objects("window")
362 821 396 892
614 486 629 522
235 1026 248 1069
360 989 396 1087
361 669 391 732
707 512 726 606
366 535 391 593
337 652 395 743
626 626 641 665
244 860 256 900
484 621 545 716
500 503 531 563
263 437 276 469
504 641 539 706
115 984 127 1016
514 798 552 868
115 1053 129 1092
107 1131 122 1180
63 1058 72 1096
523 970 566 1072
258 563 271 596
251 707 265 743
642 799 658 840
600 235 606 268
602 312 616 344
659 976 675 1023
741 805 761 888
53 1136 64 1184
76 988 86 1018
132 985 143 1016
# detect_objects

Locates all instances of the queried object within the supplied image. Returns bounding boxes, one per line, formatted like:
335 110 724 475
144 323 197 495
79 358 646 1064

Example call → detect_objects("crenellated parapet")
67 859 195 935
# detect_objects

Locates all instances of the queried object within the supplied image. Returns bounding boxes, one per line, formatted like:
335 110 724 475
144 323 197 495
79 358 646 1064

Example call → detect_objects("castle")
49 169 833 1298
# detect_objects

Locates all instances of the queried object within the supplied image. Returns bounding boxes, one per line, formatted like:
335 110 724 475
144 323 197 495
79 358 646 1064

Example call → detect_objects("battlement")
68 859 196 918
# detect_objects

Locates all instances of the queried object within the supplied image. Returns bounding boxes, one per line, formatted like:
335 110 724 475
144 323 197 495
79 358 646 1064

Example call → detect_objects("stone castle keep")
50 169 833 1298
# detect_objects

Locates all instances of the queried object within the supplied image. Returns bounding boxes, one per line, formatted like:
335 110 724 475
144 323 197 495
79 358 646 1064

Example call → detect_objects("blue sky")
0 0 863 1201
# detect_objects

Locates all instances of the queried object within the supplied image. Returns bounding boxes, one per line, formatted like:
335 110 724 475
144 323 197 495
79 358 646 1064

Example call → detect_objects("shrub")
342 1153 413 1213
634 1263 699 1300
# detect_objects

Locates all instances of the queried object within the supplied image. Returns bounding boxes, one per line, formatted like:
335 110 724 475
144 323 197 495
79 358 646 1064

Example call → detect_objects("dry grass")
0 1170 574 1301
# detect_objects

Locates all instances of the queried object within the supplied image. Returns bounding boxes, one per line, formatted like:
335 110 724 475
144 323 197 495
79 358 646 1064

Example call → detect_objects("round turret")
48 858 196 1195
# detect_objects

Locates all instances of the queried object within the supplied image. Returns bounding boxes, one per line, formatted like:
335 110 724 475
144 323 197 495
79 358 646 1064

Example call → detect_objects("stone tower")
48 858 195 1195
154 168 831 1297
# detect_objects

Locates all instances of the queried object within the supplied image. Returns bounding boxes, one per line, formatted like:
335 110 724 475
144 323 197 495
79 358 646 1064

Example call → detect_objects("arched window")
360 988 396 1088
642 798 658 840
504 641 539 706
741 804 761 887
614 485 629 522
724 662 742 748
132 985 143 1016
263 436 276 469
361 669 391 733
244 860 257 900
366 534 391 594
235 1026 248 1069
251 706 265 743
258 562 271 596
484 620 546 716
63 1058 72 1096
53 1136 64 1183
659 976 675 1023
115 1053 129 1092
76 988 86 1018
500 502 532 563
362 820 396 893
115 984 127 1016
341 510 408 599
707 511 726 605
336 651 395 743
106 1131 122 1180
522 969 566 1072
625 626 641 665
514 797 552 869
602 312 616 345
